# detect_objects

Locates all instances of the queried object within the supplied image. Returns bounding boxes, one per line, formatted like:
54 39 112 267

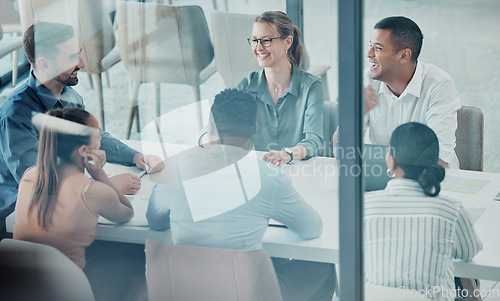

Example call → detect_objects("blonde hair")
255 11 304 67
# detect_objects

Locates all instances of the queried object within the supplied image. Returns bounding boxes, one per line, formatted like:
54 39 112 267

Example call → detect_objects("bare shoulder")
21 166 37 182
84 180 119 205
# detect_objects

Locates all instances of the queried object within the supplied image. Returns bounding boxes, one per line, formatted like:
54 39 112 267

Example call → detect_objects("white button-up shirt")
364 62 461 168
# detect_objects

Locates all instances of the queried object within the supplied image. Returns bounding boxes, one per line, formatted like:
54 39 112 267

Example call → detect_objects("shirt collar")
28 71 72 110
247 68 266 94
403 61 423 98
287 64 300 98
247 63 300 99
385 178 422 191
378 61 423 99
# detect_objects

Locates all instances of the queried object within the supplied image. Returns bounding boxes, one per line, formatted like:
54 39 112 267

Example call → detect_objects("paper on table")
440 174 492 223
440 174 493 203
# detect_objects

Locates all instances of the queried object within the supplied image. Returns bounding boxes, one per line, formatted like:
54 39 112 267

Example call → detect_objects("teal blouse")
236 64 324 158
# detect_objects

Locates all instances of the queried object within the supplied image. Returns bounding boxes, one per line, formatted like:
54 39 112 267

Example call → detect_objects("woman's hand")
263 150 292 167
84 149 107 180
263 146 308 166
109 173 141 195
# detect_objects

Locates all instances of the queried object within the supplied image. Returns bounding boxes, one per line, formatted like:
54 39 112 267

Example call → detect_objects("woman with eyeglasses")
237 11 324 166
364 122 482 298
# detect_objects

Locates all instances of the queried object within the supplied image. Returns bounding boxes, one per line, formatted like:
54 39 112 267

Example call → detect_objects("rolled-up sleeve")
100 130 138 165
425 78 461 165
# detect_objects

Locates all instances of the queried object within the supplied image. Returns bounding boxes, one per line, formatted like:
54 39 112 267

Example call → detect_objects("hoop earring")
386 169 396 178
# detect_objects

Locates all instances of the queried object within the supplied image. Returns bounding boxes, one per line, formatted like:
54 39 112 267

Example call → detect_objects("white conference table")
94 141 340 265
6 141 500 282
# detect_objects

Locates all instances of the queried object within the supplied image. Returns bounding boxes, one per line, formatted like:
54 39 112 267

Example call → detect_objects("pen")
138 170 147 178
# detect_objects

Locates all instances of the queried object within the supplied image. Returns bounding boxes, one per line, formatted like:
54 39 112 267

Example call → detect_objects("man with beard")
0 22 164 239
333 16 461 168
364 16 461 168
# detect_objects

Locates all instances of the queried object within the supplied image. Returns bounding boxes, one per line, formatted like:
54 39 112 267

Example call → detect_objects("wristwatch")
283 148 293 164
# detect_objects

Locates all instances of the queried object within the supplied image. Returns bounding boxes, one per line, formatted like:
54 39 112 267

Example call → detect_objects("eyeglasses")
247 37 284 48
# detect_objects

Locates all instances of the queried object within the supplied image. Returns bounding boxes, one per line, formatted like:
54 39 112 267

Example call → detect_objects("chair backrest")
322 101 339 157
75 0 116 73
18 0 116 73
211 10 311 88
211 10 258 88
145 240 283 301
0 239 95 301
0 24 23 60
116 1 214 85
365 284 430 300
455 105 484 171
0 0 22 33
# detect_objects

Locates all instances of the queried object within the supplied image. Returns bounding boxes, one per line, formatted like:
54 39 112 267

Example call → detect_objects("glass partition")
2 0 499 300
361 1 500 300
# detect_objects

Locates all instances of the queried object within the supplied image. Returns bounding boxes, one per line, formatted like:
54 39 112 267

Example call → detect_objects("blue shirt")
146 146 322 250
236 65 324 158
0 72 138 224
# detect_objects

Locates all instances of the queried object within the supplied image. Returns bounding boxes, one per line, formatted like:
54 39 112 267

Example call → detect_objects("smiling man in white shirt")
363 16 461 168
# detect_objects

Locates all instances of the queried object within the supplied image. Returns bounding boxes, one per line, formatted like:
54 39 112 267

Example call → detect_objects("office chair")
0 239 95 301
322 101 339 157
116 1 216 139
455 105 484 171
146 240 283 301
0 0 23 86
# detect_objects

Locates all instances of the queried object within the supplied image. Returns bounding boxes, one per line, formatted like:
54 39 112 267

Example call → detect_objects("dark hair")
29 108 95 230
210 89 257 140
255 11 304 67
374 16 423 62
389 122 444 196
23 22 75 66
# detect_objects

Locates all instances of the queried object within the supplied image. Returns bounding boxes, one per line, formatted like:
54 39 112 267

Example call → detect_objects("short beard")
56 74 79 86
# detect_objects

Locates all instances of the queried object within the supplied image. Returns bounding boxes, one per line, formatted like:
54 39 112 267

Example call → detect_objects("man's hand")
364 85 380 113
133 153 165 174
263 150 292 167
109 173 141 195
